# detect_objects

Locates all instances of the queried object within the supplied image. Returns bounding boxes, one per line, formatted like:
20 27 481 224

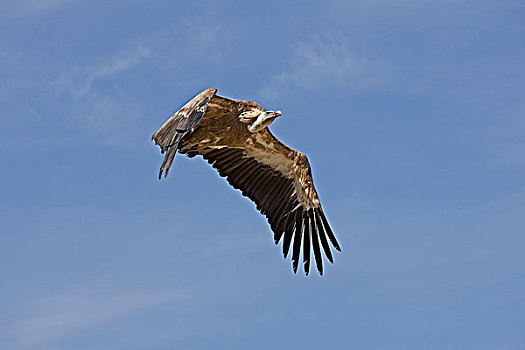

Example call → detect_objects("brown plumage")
152 88 341 275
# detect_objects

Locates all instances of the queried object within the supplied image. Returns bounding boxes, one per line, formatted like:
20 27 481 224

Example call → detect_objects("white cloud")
48 16 226 145
1 11 227 149
6 285 185 349
260 35 391 99
49 42 151 144
150 16 227 71
56 42 151 100
0 0 69 21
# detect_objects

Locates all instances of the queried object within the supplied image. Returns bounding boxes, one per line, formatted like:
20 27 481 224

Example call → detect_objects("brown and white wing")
185 130 341 276
152 87 218 179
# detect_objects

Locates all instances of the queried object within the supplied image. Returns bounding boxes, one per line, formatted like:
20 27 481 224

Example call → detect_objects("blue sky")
1 0 524 349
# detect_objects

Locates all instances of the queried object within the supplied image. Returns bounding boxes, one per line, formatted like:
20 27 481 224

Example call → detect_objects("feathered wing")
152 87 217 179
182 130 341 276
152 88 340 275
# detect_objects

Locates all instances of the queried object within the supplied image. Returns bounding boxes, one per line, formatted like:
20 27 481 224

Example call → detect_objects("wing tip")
303 261 310 276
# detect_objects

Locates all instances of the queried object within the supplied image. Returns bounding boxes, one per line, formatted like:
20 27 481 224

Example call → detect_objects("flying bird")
151 88 341 275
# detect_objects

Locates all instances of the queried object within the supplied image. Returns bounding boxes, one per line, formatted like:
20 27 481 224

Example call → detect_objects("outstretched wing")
182 130 341 276
152 87 217 179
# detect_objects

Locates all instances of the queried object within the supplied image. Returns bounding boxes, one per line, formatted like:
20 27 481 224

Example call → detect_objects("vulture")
151 88 340 275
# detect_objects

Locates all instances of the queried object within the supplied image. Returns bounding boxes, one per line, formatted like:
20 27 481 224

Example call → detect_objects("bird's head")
247 110 281 133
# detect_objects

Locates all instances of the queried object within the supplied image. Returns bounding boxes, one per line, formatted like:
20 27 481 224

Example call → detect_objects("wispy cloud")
0 0 69 21
6 285 185 349
51 41 151 143
150 15 228 71
49 15 224 145
1 10 227 149
260 35 391 99
57 43 151 100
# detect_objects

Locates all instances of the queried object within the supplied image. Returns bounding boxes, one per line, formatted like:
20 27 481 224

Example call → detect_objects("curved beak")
261 110 281 128
267 110 281 119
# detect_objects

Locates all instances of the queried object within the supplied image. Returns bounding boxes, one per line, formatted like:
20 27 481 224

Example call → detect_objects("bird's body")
152 88 340 275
